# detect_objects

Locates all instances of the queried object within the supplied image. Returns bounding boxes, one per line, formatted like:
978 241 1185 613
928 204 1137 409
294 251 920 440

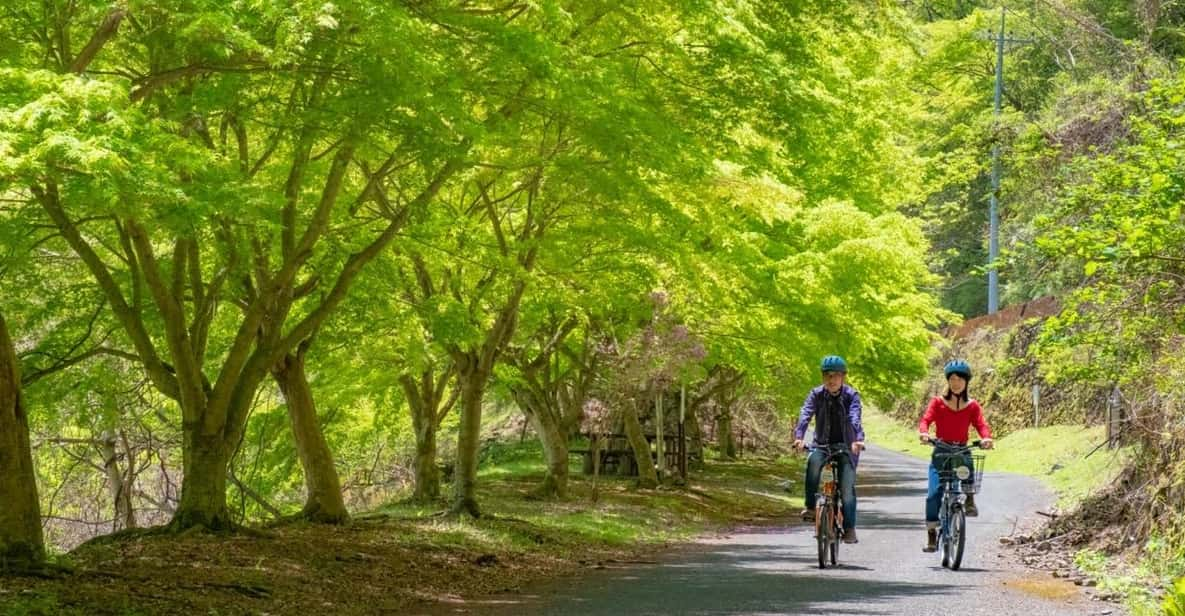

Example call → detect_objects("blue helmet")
820 355 847 373
944 359 972 381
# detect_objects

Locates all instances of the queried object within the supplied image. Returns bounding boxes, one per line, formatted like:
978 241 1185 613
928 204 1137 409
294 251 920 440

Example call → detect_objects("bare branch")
228 472 283 520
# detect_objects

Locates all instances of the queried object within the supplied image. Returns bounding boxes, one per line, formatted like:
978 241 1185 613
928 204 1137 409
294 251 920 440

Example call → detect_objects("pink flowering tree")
586 292 706 488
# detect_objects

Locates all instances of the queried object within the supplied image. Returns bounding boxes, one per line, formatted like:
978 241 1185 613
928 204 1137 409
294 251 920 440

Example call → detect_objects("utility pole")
989 7 1004 314
979 7 1031 314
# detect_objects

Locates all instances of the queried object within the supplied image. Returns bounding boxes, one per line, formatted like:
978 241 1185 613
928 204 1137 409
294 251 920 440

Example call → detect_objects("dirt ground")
0 459 797 615
0 517 640 615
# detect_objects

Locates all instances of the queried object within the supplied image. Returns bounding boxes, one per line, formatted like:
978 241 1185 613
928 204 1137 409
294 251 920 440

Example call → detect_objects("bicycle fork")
939 489 962 541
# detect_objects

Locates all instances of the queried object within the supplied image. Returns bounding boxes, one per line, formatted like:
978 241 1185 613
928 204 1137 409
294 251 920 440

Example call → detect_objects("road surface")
424 445 1120 616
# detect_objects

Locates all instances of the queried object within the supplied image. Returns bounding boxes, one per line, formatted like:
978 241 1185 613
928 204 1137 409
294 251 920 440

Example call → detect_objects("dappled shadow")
806 563 875 572
421 570 952 615
924 566 999 574
858 483 929 498
420 518 958 615
417 446 1073 616
852 508 925 532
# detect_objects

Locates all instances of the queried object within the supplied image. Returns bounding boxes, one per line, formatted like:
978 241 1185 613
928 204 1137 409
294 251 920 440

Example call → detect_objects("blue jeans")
926 450 974 522
805 448 857 531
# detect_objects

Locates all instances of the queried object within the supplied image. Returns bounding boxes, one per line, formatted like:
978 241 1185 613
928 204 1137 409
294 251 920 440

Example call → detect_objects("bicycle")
925 438 986 571
808 443 850 569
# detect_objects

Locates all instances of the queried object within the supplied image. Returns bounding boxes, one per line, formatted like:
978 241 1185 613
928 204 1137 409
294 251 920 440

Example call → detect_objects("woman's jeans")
926 447 974 523
805 448 857 531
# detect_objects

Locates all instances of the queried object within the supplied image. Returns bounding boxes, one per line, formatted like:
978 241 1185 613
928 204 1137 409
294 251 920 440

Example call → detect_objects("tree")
271 340 349 523
0 1 534 530
590 293 707 488
504 315 596 498
398 362 458 504
0 312 44 570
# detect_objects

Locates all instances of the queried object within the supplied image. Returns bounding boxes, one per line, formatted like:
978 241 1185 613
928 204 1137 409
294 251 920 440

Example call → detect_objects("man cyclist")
794 355 865 544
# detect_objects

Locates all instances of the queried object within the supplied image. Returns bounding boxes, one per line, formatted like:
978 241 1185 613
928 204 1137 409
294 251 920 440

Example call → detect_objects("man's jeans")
805 448 856 531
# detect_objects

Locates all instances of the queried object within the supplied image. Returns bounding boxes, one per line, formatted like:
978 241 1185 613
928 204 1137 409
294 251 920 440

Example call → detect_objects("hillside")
884 297 1177 614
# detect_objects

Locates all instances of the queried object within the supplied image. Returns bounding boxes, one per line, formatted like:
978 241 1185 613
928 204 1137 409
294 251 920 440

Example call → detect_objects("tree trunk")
413 422 441 502
655 391 666 476
590 434 602 503
0 313 44 569
448 278 529 517
100 433 136 531
401 368 455 504
273 349 349 524
622 403 658 488
450 356 488 518
527 407 569 498
508 321 589 499
716 406 736 460
685 402 705 465
173 434 234 531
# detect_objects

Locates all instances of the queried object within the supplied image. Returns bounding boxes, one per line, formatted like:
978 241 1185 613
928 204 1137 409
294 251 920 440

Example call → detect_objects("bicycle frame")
810 444 850 569
927 439 985 571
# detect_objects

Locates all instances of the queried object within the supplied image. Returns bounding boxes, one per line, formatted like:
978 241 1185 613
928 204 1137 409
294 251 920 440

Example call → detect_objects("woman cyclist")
918 359 994 552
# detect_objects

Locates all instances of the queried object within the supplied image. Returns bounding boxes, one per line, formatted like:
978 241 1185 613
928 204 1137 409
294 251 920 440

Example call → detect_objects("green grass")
862 408 932 459
373 440 802 556
475 439 548 478
863 408 1131 507
0 593 150 616
0 594 68 616
984 424 1131 506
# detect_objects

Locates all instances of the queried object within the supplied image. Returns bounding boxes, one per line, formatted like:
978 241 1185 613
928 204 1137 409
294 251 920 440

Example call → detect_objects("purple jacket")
793 384 865 467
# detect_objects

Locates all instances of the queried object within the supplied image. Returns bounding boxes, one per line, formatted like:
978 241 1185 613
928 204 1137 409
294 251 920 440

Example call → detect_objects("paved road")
425 445 1120 616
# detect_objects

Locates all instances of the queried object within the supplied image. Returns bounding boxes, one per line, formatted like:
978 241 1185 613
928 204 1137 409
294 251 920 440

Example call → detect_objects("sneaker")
924 528 938 552
842 528 858 544
965 495 979 517
800 508 816 523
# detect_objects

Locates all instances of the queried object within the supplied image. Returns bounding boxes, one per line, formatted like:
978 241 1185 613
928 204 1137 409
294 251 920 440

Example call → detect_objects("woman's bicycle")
926 439 986 570
810 443 850 569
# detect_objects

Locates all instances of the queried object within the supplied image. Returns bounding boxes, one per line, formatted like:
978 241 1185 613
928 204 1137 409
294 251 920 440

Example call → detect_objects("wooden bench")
571 433 680 476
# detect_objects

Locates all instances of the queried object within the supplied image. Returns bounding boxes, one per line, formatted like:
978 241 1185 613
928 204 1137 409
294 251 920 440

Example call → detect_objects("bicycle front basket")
934 452 986 494
964 453 986 494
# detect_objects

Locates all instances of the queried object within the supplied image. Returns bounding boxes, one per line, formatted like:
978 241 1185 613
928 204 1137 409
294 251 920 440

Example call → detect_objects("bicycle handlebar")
804 443 852 464
923 438 984 450
807 443 852 452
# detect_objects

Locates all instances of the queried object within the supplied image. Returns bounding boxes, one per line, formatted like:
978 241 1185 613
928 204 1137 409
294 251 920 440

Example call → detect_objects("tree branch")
70 7 126 73
437 381 461 426
228 471 283 520
22 346 138 386
34 183 180 400
125 219 207 421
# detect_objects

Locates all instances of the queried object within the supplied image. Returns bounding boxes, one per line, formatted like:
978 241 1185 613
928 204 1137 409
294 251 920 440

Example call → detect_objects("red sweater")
918 397 992 443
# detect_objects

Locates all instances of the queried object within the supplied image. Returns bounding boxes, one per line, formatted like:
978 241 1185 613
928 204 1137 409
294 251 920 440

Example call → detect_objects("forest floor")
0 448 799 615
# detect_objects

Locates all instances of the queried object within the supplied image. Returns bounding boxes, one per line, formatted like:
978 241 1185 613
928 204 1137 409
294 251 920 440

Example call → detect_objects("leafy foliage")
0 0 948 543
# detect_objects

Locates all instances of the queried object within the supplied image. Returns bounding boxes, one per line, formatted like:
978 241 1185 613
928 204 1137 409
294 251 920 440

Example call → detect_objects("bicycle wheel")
950 507 967 570
816 504 830 569
940 516 951 568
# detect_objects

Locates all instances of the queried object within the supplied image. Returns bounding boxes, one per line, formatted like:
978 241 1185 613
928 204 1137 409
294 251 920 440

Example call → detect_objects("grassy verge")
0 443 801 616
863 408 1130 508
865 408 1170 613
